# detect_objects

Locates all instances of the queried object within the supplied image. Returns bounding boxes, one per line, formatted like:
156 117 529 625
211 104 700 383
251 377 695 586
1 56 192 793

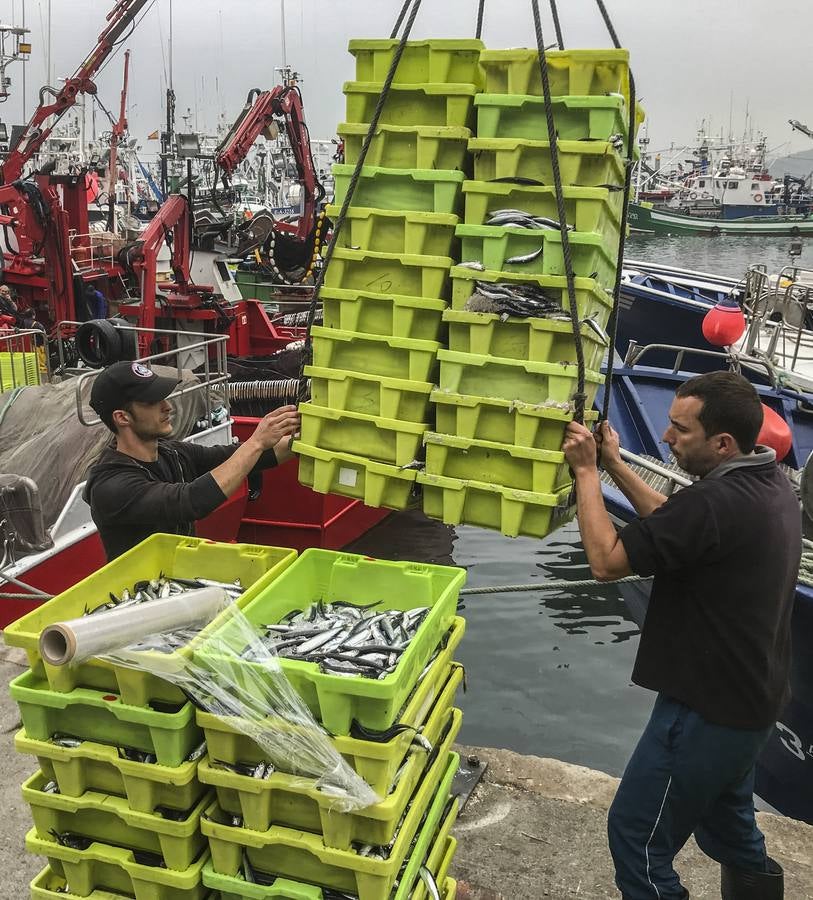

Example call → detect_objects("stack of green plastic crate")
419 48 643 539
193 549 467 900
295 40 483 513
6 535 298 900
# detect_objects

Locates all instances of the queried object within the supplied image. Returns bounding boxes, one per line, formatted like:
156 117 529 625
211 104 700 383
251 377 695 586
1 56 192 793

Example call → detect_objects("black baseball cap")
90 361 181 417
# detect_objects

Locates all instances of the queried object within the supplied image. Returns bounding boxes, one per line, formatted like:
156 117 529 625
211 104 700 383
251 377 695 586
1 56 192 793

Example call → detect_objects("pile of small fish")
484 208 574 232
464 279 566 320
83 574 245 616
243 600 431 680
49 733 207 769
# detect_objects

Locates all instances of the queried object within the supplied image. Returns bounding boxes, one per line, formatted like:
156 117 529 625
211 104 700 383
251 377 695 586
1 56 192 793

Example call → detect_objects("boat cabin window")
698 180 707 187
751 183 760 190
728 181 739 189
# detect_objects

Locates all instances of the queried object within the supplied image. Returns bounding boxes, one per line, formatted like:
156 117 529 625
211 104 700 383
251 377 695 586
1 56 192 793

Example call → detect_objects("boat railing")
0 328 49 389
68 230 126 273
622 339 780 386
49 321 230 430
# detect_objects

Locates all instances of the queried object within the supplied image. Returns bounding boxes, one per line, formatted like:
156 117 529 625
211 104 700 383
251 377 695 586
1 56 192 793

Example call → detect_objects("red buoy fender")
701 296 746 347
757 403 793 461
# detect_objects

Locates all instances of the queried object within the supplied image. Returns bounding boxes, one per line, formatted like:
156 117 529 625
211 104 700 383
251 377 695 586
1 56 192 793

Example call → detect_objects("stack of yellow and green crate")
192 548 467 900
419 48 643 539
6 535 298 900
296 39 483 513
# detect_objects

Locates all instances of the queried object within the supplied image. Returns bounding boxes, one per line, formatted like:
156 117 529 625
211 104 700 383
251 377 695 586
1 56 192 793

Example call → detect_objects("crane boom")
2 0 149 183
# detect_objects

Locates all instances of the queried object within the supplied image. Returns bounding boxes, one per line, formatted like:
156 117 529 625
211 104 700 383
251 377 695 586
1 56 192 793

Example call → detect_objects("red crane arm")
215 85 321 242
2 0 149 183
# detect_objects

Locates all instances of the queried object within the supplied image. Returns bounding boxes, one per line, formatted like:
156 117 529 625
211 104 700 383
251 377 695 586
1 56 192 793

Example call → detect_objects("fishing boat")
629 201 813 236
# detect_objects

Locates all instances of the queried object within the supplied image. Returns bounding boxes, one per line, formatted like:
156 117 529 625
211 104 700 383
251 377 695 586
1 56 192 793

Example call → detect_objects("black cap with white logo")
89 361 181 418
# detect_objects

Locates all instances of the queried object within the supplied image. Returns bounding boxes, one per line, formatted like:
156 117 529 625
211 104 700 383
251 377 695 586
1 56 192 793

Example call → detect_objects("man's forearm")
210 440 265 498
574 468 631 581
604 460 668 517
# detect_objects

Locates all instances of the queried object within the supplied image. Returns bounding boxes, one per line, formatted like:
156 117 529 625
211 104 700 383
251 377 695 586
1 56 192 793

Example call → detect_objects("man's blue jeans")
608 694 773 899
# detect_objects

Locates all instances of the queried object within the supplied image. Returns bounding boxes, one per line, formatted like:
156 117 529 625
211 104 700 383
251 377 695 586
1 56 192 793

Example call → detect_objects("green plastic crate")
295 442 418 510
424 432 571 494
200 751 459 900
310 326 441 382
23 771 210 871
431 389 597 452
199 795 458 900
332 165 464 214
444 877 457 899
26 830 210 900
327 205 459 257
443 308 608 373
196 550 465 736
469 137 626 188
30 867 219 900
15 729 204 814
349 39 484 86
4 535 297 707
306 366 433 424
456 222 617 286
419 472 575 539
344 82 477 129
450 264 613 322
321 286 447 342
299 403 427 467
10 670 202 768
0 350 40 389
197 622 465 795
415 838 457 900
475 93 630 142
478 48 630 102
324 247 452 300
437 348 603 407
198 707 461 848
337 123 471 171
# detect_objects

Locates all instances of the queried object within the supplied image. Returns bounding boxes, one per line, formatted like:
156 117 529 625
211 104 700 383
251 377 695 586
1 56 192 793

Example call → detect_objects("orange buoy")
701 296 746 347
757 403 793 461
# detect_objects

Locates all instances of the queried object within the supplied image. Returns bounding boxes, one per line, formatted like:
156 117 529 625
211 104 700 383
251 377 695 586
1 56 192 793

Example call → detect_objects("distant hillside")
771 148 813 180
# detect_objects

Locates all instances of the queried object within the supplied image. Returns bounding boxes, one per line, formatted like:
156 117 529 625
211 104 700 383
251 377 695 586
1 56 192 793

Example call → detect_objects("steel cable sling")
294 0 424 404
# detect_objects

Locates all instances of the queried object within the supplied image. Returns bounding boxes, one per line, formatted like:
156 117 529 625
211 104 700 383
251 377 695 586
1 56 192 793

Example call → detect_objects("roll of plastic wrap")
39 586 229 666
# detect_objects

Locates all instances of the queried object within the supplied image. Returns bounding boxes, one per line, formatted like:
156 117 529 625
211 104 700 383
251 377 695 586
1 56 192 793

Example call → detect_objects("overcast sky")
2 0 812 168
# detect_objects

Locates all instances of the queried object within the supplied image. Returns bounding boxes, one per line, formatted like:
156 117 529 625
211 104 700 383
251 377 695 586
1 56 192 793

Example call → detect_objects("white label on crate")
338 467 359 487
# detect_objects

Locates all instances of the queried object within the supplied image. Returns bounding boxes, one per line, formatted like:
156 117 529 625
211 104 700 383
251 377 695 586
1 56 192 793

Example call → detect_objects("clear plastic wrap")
95 594 380 811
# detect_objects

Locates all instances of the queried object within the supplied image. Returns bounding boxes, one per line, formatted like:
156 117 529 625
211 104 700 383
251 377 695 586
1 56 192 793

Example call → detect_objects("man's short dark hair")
675 371 763 454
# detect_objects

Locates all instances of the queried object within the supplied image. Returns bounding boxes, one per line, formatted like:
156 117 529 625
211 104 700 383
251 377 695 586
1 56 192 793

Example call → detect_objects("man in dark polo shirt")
562 371 799 900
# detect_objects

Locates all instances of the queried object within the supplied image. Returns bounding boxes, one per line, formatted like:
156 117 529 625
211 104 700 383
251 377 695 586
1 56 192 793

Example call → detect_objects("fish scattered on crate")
464 279 566 319
245 601 431 680
485 208 574 232
82 575 245 617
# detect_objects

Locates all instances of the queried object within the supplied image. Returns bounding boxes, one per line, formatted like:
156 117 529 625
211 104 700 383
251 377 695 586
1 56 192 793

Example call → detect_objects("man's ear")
111 408 131 430
716 432 739 455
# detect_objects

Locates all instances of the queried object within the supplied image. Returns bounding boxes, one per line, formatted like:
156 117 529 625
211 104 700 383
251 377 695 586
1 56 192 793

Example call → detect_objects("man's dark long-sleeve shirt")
84 439 277 560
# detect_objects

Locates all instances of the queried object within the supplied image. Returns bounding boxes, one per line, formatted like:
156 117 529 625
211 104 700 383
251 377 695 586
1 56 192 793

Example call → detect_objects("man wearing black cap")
84 360 300 560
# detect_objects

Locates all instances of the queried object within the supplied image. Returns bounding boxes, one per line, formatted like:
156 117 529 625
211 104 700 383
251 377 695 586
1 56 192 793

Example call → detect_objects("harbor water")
358 234 813 779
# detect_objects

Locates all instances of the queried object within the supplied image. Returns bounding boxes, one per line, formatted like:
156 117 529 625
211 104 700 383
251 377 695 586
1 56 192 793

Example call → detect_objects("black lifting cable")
593 0 637 423
295 0 424 402
530 0 587 426
548 0 565 51
475 0 486 39
390 0 414 39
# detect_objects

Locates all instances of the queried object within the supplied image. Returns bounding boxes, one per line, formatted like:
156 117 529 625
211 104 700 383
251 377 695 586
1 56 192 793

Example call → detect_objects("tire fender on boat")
690 191 698 200
754 193 763 203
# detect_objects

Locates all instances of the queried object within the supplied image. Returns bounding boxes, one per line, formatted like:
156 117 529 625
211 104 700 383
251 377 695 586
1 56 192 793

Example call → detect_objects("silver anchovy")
419 865 442 900
506 244 545 265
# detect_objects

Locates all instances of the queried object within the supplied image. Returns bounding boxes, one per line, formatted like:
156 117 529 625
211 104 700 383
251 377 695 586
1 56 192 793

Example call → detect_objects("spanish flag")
147 129 159 140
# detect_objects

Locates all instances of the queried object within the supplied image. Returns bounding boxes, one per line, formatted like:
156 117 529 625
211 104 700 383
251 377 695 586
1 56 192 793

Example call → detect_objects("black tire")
75 319 137 368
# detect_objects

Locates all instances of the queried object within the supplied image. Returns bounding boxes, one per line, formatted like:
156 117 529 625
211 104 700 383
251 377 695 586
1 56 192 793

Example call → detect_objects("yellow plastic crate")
419 471 575 539
337 123 471 171
25 831 210 900
328 205 459 257
4 535 297 707
349 39 484 86
344 82 477 128
310 325 441 382
196 624 464 796
438 348 603 407
456 222 617 286
424 431 571 494
299 403 428 467
332 164 465 214
306 365 433 423
431 388 597 451
0 349 39 389
443 308 608 373
469 136 626 188
296 442 418 510
324 247 452 300
198 707 461 849
321 286 447 342
478 47 630 103
450 264 613 324
462 179 622 250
